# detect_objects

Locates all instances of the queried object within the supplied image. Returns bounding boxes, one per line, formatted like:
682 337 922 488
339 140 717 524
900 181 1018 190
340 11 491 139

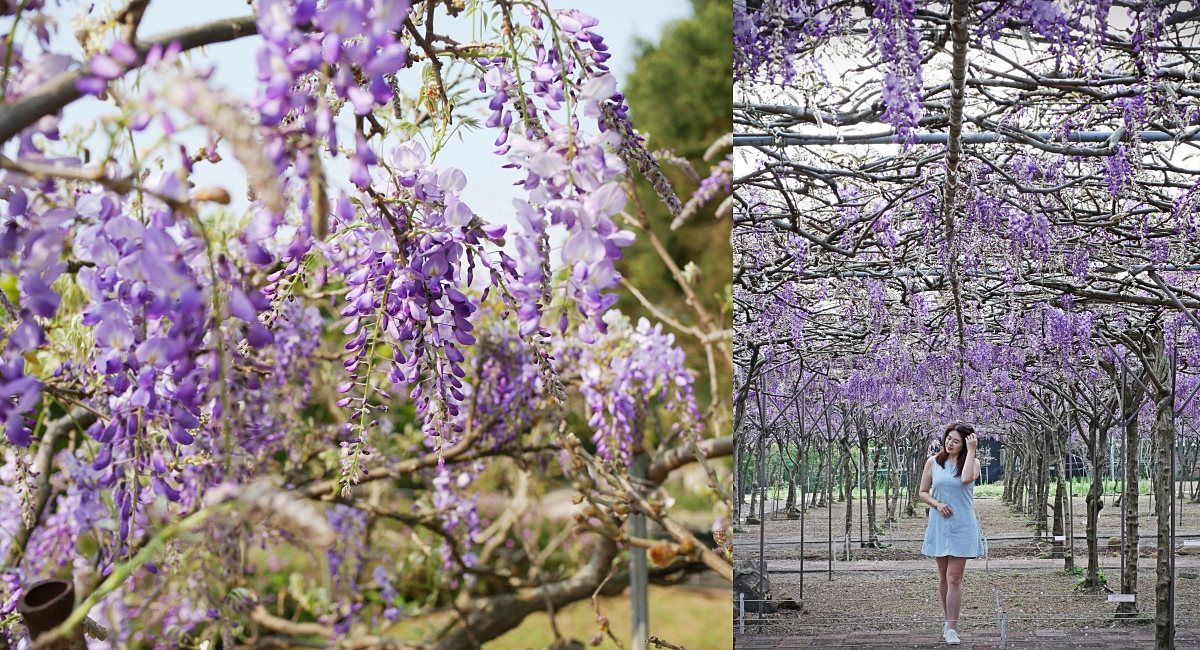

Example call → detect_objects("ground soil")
734 492 1200 647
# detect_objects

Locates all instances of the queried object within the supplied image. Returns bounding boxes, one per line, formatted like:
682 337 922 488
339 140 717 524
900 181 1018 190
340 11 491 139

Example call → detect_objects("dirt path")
735 495 1200 562
737 568 1200 645
734 495 1200 646
736 626 1200 649
764 556 1200 572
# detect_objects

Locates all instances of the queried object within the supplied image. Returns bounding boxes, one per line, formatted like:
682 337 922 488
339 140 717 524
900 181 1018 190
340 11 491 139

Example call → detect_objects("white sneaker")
943 628 961 645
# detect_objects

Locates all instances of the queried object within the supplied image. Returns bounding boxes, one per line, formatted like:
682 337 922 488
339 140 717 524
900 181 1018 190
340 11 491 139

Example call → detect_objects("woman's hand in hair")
965 432 978 451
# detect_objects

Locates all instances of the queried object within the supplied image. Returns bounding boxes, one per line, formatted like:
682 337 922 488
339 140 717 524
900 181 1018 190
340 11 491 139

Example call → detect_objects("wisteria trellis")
735 0 1200 646
0 1 733 647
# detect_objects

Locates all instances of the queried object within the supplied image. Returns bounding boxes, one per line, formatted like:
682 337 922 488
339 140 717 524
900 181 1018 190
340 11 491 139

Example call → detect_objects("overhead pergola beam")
734 129 1200 147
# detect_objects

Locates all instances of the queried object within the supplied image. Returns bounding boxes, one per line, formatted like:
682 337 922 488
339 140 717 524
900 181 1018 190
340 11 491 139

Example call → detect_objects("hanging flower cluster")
575 315 701 464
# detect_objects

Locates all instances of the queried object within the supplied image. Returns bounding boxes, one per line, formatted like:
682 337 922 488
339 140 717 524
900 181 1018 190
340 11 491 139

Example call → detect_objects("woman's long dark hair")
936 422 974 477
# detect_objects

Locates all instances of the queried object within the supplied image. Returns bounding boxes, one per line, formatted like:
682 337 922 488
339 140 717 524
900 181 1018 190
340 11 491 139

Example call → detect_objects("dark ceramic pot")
17 579 85 649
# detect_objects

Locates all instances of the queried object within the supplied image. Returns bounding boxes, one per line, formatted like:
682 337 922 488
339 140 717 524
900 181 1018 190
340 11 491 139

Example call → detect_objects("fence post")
994 587 1007 650
738 592 745 636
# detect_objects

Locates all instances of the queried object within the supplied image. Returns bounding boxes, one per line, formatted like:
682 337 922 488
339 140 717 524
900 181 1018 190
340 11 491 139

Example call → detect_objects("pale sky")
102 1 693 219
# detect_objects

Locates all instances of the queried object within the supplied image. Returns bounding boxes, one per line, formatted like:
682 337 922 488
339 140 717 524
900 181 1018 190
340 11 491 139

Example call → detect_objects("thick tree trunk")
1030 447 1038 515
746 439 760 524
1186 443 1199 502
905 444 920 516
1084 422 1107 590
1034 440 1049 539
1042 442 1053 539
1052 446 1067 563
887 440 901 522
1026 445 1036 522
1018 445 1028 495
865 444 879 545
1029 444 1039 528
882 444 893 523
1117 407 1140 618
435 536 620 649
1137 330 1176 650
942 0 971 381
772 441 787 517
785 470 797 512
824 442 835 508
1148 433 1157 519
782 439 798 513
1012 448 1026 512
735 441 747 523
1061 431 1075 572
1177 448 1185 501
813 451 827 508
799 440 809 514
840 439 853 543
1148 335 1175 650
1003 447 1015 503
838 443 850 504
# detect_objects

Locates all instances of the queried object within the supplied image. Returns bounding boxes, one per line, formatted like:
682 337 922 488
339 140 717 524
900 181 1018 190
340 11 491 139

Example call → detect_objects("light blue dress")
922 459 984 558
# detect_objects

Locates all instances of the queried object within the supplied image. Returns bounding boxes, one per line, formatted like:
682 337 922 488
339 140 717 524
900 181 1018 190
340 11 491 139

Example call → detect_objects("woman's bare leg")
946 557 967 631
937 556 949 622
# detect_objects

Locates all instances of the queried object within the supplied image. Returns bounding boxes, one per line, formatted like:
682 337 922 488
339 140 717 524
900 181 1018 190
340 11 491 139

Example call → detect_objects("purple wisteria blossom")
575 315 701 464
0 2 712 646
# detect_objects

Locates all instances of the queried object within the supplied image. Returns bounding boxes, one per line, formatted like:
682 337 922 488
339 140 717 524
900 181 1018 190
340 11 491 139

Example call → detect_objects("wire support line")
733 129 1200 147
733 532 1200 546
724 618 1200 628
733 613 1200 624
734 622 1200 632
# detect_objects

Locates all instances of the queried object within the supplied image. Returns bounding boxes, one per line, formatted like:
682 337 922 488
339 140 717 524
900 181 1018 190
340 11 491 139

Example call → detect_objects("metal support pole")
1171 430 1177 648
1149 434 1154 520
1110 434 1117 508
738 592 745 636
759 475 766 572
1068 457 1074 562
1120 364 1127 583
828 436 833 582
755 373 767 627
1171 344 1178 648
799 437 806 600
994 587 1007 650
857 456 863 548
630 453 649 650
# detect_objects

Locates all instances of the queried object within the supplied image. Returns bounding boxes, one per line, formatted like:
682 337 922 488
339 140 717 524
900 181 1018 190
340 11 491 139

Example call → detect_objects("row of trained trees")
737 382 1200 549
735 357 1199 637
735 1 1200 647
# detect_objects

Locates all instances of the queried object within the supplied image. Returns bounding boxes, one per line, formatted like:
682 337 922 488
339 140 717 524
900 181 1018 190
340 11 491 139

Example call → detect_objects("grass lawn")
487 585 730 649
380 584 730 649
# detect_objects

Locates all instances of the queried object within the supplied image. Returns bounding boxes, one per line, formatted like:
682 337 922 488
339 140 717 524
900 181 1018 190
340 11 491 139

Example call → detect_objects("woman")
919 422 983 645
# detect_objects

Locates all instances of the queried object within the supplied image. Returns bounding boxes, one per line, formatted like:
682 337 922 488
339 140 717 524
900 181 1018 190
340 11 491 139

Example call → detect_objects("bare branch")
0 15 258 145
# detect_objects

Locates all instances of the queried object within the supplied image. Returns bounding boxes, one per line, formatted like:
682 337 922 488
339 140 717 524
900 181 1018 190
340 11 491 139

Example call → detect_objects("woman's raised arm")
961 434 979 484
960 458 981 484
